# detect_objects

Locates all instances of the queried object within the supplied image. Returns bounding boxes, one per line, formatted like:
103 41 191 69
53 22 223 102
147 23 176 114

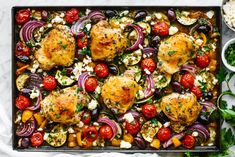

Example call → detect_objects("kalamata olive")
109 64 119 75
134 11 147 21
91 108 99 121
154 88 164 99
66 67 73 76
105 10 117 18
203 92 213 100
171 81 182 93
198 113 210 125
41 10 48 21
44 122 55 132
157 111 170 124
16 55 30 63
75 50 86 61
134 137 146 149
197 25 211 34
167 8 176 21
18 137 30 148
150 35 161 47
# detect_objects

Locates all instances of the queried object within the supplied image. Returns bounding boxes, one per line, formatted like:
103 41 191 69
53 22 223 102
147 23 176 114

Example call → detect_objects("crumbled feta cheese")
30 87 40 99
14 114 21 124
86 9 91 15
37 128 43 131
163 122 170 128
78 121 84 128
169 26 178 35
120 10 129 16
92 141 97 146
43 133 49 140
85 23 92 31
192 131 199 137
123 113 135 123
39 26 44 32
138 44 143 50
73 62 83 80
37 68 43 73
95 86 101 94
195 39 204 46
84 66 94 72
206 10 214 19
154 13 162 19
68 127 75 133
88 99 98 110
60 12 65 18
212 77 218 85
144 68 151 75
194 75 203 87
120 140 132 149
145 16 152 21
93 122 99 126
30 60 40 73
223 0 235 28
47 23 52 28
145 136 153 143
51 16 65 24
136 90 145 100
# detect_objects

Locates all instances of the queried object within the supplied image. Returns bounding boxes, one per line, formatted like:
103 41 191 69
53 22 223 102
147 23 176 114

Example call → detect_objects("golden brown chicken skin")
157 33 195 74
35 25 76 70
90 20 127 61
160 92 202 133
41 86 90 124
101 76 141 114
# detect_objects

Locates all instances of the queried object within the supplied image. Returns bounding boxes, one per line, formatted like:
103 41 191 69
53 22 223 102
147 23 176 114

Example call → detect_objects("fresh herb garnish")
75 103 83 113
225 43 235 66
80 46 91 55
168 50 177 56
203 45 211 51
150 119 158 124
216 67 228 83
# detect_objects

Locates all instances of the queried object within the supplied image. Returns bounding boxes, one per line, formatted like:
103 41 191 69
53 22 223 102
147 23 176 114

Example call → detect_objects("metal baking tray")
12 6 222 153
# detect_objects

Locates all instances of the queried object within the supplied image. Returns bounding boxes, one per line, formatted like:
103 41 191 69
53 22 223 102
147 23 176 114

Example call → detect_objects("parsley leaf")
216 68 228 83
75 103 83 113
80 46 91 55
168 50 177 56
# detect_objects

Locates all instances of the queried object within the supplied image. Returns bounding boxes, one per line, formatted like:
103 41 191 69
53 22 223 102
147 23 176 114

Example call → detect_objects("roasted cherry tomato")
83 126 98 142
153 21 169 36
141 104 157 119
65 8 79 24
191 86 203 99
15 9 30 25
196 53 210 68
81 111 91 125
182 135 196 149
30 132 44 147
43 75 57 91
180 73 195 89
157 127 172 142
84 77 98 92
77 34 88 49
15 42 31 57
141 58 156 73
99 125 113 140
94 63 109 78
15 95 31 110
125 119 140 135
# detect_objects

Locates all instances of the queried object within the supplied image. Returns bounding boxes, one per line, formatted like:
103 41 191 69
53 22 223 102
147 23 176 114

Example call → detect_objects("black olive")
16 55 30 63
18 137 30 148
167 8 176 21
197 25 211 34
41 10 48 21
44 122 56 132
157 111 170 124
109 64 119 75
154 88 164 99
203 92 213 100
171 81 182 93
105 10 117 18
198 114 210 125
150 35 161 47
91 108 99 121
134 11 147 21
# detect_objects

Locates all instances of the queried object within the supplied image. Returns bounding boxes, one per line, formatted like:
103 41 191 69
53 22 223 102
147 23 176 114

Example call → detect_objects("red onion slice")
16 119 36 137
26 90 42 111
88 10 105 21
187 123 210 143
180 64 197 75
71 16 91 36
97 117 118 140
77 72 89 91
142 47 156 55
118 111 140 122
126 24 145 51
163 132 185 148
144 74 155 98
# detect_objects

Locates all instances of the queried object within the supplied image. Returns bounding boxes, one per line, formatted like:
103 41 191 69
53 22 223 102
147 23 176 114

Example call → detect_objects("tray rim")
11 6 222 153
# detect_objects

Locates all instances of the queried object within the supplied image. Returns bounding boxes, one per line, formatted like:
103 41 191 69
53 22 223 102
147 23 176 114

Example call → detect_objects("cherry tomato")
81 111 91 125
77 34 88 49
180 73 195 89
196 54 210 68
94 63 109 78
30 132 43 147
15 42 31 57
191 86 202 99
65 8 79 24
141 104 157 119
157 127 172 142
153 22 169 36
125 119 140 135
83 126 98 142
182 135 196 149
141 58 156 73
15 95 31 110
84 77 98 92
99 125 113 140
43 76 57 91
15 9 30 25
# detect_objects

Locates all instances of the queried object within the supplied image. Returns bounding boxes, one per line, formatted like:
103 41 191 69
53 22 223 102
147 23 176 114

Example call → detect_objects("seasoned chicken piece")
41 86 90 124
35 25 75 70
101 76 141 114
157 33 195 74
160 92 202 133
90 20 127 61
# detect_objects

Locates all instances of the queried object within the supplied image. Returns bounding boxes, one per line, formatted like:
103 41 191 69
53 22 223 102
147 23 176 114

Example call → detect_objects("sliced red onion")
180 64 197 74
28 73 42 89
77 72 89 91
97 117 118 140
135 95 154 104
118 111 140 122
27 90 42 111
142 47 156 55
88 10 105 21
187 123 210 143
163 132 185 148
189 24 199 35
71 16 91 36
16 119 36 137
21 88 32 94
19 20 44 43
134 137 146 149
126 24 145 51
144 74 155 98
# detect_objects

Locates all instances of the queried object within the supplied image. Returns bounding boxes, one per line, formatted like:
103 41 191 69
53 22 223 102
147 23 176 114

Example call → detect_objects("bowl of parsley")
222 38 235 72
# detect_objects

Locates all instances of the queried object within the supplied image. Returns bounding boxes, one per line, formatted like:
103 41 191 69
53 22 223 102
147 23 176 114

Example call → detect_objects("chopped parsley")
198 80 207 92
151 119 158 124
61 68 67 76
203 45 211 51
56 114 61 119
168 50 177 56
75 103 83 113
80 46 91 55
76 87 82 94
225 43 235 66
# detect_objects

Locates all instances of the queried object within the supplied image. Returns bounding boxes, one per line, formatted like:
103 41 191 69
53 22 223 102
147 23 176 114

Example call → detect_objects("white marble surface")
0 0 235 157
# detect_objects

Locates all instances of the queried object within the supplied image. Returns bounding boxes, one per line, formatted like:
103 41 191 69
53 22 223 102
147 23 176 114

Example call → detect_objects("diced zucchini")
16 73 30 91
55 70 75 86
140 120 162 143
127 65 142 82
176 10 197 26
120 16 134 25
152 71 171 89
137 22 151 35
122 49 142 66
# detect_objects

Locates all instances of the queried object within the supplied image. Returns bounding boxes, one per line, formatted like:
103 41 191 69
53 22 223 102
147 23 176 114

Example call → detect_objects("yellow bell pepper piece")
22 110 33 123
172 137 182 148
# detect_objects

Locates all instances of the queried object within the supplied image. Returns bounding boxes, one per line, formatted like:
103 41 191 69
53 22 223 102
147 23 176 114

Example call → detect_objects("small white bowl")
222 38 235 72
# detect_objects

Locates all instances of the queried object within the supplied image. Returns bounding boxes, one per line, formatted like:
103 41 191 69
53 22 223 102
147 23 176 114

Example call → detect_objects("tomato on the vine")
43 76 57 91
196 53 210 68
83 126 98 142
182 135 196 149
30 132 44 147
141 58 156 73
81 111 91 125
94 63 109 78
191 86 203 99
157 127 172 142
153 21 169 36
65 8 79 24
99 125 113 140
125 119 140 135
84 77 98 92
180 73 195 89
77 34 88 49
15 95 31 110
16 9 30 25
15 42 31 57
141 104 157 119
